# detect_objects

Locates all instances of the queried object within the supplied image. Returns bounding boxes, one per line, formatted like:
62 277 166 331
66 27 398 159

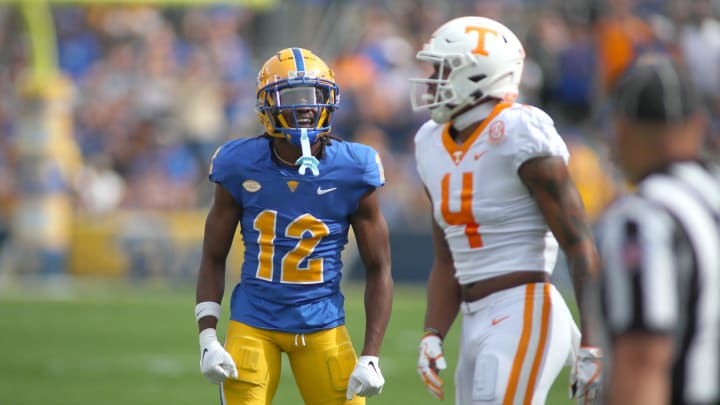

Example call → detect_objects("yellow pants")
221 320 365 405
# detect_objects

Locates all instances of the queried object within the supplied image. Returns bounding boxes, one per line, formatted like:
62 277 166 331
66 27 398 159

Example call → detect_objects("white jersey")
415 102 569 285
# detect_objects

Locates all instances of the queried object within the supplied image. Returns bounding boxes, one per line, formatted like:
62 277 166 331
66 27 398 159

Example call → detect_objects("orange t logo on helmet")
465 26 498 56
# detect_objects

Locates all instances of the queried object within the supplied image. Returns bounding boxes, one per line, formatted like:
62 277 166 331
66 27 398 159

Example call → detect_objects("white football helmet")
410 16 525 124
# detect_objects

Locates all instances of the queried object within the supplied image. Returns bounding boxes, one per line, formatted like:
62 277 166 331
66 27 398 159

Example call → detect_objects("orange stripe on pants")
503 284 535 405
523 283 552 404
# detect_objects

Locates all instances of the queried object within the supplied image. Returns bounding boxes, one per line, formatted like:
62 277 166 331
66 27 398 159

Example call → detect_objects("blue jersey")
209 136 385 333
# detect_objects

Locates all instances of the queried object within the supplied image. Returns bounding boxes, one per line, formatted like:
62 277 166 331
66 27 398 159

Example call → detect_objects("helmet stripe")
291 48 305 72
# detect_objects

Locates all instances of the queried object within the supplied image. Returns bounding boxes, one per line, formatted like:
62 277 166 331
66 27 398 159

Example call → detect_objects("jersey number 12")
253 210 330 284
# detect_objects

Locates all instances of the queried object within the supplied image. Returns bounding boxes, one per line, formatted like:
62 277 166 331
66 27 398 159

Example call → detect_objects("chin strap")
295 128 320 176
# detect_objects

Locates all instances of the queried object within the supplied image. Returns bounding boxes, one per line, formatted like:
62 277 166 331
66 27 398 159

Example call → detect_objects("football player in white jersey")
410 16 602 405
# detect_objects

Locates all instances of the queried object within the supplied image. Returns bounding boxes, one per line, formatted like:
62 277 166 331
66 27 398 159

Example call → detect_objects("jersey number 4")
253 210 329 284
441 172 483 248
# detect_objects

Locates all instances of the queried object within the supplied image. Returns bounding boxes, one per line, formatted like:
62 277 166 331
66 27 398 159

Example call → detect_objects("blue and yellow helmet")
256 48 340 146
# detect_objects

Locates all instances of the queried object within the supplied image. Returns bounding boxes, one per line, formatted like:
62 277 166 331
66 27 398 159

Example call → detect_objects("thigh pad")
226 335 269 385
473 353 499 402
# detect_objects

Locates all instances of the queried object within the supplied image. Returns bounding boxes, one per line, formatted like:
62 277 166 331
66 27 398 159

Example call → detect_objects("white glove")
346 355 385 400
418 333 447 400
569 346 603 404
199 328 238 384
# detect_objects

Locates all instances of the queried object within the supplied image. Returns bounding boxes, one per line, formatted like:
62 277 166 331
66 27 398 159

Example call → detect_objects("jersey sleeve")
597 197 679 336
208 143 233 184
353 143 386 188
413 120 437 186
208 140 245 203
507 105 570 170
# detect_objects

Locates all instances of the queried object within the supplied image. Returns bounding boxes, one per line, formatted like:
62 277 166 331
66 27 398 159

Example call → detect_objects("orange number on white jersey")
253 210 330 283
441 172 483 248
465 25 498 56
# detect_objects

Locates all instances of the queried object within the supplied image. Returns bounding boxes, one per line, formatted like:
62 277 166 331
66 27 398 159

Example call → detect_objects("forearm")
195 259 227 332
424 263 461 338
361 268 393 356
566 242 599 344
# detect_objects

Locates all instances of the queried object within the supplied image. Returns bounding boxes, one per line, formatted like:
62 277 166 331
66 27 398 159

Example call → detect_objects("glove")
346 355 385 400
418 333 447 400
569 346 602 404
199 328 238 384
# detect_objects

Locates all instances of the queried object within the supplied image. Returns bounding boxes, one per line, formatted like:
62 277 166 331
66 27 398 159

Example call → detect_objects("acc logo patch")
287 181 299 192
242 180 261 192
488 121 506 145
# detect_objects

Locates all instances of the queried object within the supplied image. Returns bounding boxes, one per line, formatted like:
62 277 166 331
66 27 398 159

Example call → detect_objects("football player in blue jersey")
194 47 393 405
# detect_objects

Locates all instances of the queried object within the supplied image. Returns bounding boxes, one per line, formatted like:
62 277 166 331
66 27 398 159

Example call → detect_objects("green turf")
0 279 573 404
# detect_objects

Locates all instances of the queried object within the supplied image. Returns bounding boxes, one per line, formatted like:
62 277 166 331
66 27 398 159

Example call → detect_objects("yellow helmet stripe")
277 113 290 128
317 109 328 128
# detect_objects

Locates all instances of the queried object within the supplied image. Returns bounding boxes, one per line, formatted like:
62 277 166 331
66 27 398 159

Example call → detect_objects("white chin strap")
295 128 320 176
452 102 498 131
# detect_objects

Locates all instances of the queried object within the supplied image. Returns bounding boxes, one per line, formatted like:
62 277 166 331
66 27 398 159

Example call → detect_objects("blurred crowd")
1 0 720 246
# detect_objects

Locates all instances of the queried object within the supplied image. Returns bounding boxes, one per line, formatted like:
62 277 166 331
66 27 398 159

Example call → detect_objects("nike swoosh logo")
317 186 337 195
491 315 509 326
201 348 208 363
474 151 487 160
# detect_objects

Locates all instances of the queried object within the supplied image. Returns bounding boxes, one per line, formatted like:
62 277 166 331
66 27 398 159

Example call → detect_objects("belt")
460 271 550 303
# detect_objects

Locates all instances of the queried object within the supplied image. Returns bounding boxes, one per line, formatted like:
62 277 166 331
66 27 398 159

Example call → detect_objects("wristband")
423 327 443 341
195 301 222 322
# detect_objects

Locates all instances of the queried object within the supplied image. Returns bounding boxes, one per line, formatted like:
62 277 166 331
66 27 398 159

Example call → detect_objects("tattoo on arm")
520 157 599 285
520 157 594 248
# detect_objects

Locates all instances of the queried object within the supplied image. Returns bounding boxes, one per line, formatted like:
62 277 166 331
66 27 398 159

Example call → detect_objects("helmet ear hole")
469 74 487 101
470 89 484 100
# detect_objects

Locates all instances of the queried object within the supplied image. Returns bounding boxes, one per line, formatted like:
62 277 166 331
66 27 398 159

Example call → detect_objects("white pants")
455 282 577 405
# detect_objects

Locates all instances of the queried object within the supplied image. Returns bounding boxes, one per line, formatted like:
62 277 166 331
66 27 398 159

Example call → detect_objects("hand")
418 333 447 400
199 328 238 384
569 346 602 404
346 355 385 400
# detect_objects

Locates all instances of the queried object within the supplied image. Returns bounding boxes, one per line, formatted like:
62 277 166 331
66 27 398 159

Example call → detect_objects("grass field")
0 278 574 405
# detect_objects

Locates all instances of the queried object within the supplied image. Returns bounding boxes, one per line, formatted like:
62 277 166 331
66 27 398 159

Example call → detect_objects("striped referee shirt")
597 160 720 404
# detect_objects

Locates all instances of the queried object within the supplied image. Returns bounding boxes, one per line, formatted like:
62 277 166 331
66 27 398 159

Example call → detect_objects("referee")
595 53 720 405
